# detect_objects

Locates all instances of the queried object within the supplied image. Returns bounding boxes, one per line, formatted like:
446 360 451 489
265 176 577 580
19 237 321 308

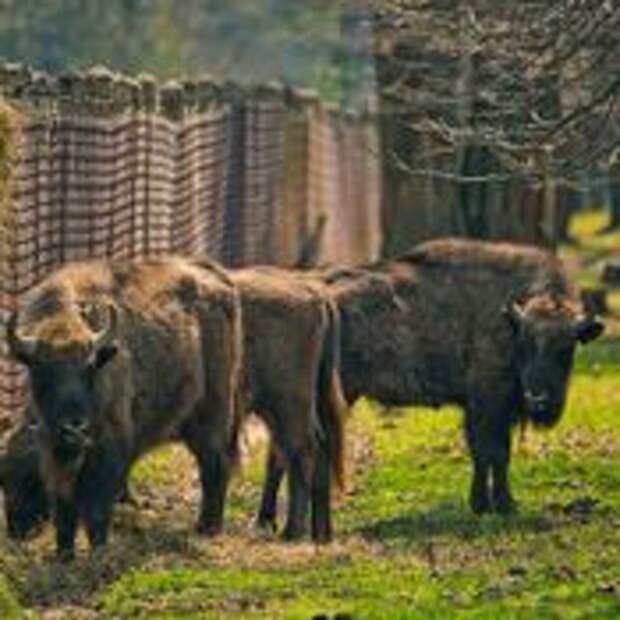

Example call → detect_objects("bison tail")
227 385 247 472
317 299 348 491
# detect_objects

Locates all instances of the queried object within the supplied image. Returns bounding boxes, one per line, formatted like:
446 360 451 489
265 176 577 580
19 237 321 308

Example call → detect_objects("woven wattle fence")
0 64 382 430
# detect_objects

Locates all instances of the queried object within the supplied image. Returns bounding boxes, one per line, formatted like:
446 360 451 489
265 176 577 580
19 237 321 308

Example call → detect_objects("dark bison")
1 256 242 559
230 266 347 542
258 238 604 523
0 263 347 545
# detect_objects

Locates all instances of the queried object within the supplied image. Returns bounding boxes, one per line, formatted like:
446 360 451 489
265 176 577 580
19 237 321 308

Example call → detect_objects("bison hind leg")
311 440 333 544
465 410 493 515
465 405 517 516
281 451 313 541
256 443 286 534
181 410 234 537
195 448 231 536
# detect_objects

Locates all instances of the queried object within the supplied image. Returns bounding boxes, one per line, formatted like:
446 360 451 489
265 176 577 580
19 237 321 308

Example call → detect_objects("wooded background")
0 0 619 430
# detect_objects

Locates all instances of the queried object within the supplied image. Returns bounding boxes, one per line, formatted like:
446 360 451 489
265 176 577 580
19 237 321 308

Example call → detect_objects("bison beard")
1 257 242 560
259 238 603 520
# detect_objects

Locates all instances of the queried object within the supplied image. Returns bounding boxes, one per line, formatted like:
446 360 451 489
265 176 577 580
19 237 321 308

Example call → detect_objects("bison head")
0 423 50 540
504 288 603 427
6 303 119 464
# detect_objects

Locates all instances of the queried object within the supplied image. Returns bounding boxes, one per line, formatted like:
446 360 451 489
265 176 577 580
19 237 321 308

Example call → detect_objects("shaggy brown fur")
2 256 242 559
260 238 603 517
230 266 347 542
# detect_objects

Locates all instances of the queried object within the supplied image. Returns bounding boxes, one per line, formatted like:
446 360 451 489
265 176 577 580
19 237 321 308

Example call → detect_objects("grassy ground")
1 212 619 619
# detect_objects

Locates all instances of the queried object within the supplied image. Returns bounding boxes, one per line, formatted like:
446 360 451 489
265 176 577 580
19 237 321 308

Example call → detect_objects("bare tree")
368 0 620 250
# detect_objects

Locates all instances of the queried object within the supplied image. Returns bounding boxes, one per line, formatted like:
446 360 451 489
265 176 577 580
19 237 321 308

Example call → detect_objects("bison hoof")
312 530 333 545
281 524 306 541
196 521 223 537
255 516 278 536
470 493 492 515
494 495 518 515
117 485 135 505
56 548 76 563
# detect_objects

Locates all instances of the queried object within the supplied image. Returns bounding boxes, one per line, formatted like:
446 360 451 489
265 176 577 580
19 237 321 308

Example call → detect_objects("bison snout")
51 420 93 458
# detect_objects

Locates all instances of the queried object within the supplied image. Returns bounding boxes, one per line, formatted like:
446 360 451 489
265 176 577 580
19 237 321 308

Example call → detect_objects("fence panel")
0 65 383 431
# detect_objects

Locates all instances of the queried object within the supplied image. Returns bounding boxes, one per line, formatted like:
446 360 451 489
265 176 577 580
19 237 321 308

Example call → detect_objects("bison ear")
575 316 604 344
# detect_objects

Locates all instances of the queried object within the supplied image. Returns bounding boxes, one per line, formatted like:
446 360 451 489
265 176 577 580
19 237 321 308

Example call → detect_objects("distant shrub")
0 575 24 620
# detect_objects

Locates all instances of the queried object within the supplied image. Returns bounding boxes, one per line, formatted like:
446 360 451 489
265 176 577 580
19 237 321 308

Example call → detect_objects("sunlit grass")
1 337 617 619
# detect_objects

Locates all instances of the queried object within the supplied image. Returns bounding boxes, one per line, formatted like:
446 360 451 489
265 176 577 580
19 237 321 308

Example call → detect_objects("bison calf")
231 267 346 542
1 257 242 559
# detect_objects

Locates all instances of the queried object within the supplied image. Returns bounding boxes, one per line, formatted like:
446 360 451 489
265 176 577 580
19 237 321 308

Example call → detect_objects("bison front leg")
53 496 79 561
83 499 113 551
465 405 516 515
490 426 515 514
82 481 119 552
464 409 492 514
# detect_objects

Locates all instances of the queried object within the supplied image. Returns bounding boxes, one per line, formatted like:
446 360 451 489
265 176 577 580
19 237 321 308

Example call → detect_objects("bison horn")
91 304 118 352
5 311 38 363
0 448 7 486
574 314 604 344
502 296 527 327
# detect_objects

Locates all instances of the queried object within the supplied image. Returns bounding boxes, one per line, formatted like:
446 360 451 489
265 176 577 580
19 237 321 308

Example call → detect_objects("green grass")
560 209 620 292
100 369 620 620
1 210 619 618
0 342 617 619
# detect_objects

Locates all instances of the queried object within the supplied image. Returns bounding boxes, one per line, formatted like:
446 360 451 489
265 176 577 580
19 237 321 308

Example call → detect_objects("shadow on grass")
358 501 556 544
7 511 203 609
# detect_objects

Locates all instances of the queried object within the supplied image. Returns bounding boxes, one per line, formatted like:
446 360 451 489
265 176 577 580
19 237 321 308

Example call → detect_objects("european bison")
230 266 347 542
259 238 604 521
1 256 242 559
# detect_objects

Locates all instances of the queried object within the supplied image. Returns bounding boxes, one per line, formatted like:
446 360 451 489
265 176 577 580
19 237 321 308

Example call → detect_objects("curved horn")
91 304 118 352
502 292 527 327
0 447 7 486
5 311 38 362
574 313 604 344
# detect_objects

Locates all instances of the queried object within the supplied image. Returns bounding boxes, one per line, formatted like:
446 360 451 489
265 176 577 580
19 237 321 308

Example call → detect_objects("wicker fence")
0 64 382 430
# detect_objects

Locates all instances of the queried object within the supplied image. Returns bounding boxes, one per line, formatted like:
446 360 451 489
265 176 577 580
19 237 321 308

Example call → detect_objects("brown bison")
258 238 604 524
0 263 347 545
230 266 347 542
1 256 242 559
